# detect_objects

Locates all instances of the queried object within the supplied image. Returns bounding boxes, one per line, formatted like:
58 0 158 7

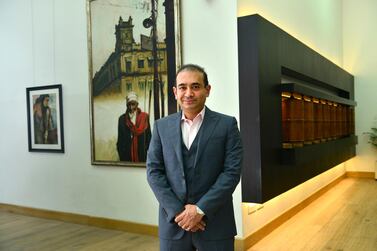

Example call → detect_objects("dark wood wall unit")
238 14 356 203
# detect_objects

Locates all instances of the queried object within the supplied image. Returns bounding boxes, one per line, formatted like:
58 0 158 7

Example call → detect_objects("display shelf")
281 83 357 106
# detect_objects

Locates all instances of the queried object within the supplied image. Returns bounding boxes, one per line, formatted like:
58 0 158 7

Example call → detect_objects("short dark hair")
176 64 209 86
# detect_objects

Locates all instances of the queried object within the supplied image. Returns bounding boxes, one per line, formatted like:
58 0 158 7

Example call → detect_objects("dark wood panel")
238 16 263 202
238 14 356 203
281 136 357 166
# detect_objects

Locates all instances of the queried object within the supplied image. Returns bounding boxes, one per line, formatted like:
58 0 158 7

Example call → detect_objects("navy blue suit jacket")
147 107 243 240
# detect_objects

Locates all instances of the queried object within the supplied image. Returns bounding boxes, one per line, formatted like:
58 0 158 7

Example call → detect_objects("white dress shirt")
181 107 206 149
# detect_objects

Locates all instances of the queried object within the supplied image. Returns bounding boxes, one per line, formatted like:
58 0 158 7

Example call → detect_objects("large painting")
87 0 181 166
26 84 65 153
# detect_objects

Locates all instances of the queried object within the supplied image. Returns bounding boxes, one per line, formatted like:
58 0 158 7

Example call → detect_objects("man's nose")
185 87 194 97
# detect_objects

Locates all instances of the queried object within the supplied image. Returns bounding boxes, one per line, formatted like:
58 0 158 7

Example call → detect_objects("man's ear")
206 84 211 97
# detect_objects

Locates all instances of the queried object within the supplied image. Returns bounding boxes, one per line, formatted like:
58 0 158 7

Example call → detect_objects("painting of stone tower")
88 0 180 165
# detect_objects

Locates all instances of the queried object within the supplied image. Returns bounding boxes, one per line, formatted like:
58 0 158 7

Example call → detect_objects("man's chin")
181 106 204 113
182 104 196 110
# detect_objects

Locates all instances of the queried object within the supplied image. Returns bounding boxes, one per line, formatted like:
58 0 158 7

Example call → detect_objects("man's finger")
196 222 205 231
190 226 199 232
174 212 185 222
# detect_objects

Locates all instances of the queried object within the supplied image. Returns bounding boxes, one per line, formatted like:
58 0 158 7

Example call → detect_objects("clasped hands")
175 204 206 232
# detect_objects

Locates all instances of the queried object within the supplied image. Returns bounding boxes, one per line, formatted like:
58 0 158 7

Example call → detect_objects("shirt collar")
181 106 206 122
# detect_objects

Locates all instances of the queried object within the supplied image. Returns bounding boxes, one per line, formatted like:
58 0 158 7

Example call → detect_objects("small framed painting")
26 84 65 153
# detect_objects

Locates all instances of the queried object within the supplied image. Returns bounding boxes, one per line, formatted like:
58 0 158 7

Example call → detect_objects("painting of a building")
92 16 168 117
91 16 168 163
88 0 180 165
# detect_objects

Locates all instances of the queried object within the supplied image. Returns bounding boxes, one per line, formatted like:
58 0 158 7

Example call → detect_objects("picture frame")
26 84 65 153
87 0 181 167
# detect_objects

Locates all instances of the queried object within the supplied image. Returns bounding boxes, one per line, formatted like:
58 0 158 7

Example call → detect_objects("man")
117 91 151 162
147 64 243 250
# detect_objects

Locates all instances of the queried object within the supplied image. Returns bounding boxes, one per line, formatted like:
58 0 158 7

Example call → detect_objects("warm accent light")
281 92 292 98
241 161 348 213
292 93 302 100
303 96 312 102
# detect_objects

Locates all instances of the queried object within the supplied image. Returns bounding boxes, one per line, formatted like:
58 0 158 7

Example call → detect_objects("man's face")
127 101 138 112
173 70 211 116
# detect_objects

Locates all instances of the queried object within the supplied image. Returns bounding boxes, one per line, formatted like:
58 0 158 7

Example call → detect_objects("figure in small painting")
33 94 58 144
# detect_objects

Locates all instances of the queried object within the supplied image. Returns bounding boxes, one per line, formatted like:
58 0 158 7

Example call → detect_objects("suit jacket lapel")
194 107 219 168
168 112 184 173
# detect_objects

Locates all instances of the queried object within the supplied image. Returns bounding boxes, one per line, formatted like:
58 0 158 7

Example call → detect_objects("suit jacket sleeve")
196 117 243 220
146 122 184 222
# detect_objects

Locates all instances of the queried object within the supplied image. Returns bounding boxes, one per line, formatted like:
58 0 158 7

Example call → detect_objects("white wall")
0 0 242 236
237 0 346 237
180 0 242 236
343 0 377 173
238 0 343 66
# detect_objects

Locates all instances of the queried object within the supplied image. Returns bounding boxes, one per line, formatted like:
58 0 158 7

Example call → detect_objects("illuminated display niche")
238 14 357 203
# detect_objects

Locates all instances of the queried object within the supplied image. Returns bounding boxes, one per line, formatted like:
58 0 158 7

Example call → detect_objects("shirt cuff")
196 205 205 215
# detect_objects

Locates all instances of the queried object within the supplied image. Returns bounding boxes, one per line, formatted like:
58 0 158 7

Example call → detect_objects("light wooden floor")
248 178 377 251
0 178 376 251
0 212 159 251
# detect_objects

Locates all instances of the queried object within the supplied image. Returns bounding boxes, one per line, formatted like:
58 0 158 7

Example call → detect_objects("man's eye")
179 86 186 90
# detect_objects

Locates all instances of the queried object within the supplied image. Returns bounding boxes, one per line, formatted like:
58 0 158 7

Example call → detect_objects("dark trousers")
159 232 234 251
